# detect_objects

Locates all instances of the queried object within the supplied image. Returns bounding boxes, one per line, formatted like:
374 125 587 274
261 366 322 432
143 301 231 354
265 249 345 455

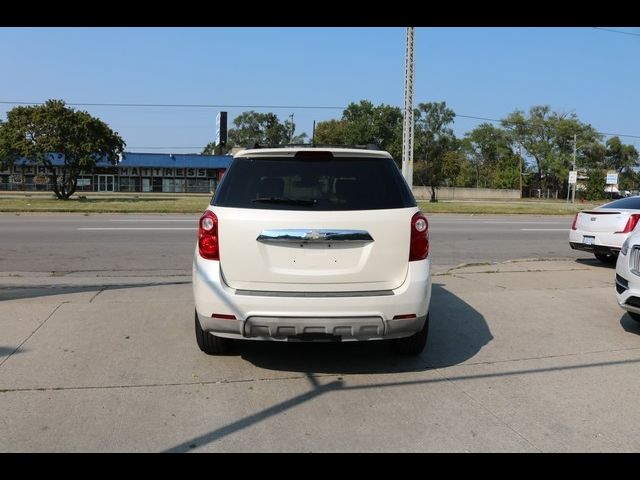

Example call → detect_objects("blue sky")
1 27 639 153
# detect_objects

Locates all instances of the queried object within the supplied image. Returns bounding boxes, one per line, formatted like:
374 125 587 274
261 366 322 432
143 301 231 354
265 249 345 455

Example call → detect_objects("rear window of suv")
212 156 416 211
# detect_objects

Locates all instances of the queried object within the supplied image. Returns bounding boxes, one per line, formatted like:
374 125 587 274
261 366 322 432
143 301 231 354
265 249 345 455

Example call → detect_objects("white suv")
192 146 432 355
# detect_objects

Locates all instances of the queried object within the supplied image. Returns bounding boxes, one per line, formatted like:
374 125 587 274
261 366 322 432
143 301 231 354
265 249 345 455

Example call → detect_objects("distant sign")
606 173 619 185
568 171 577 184
216 111 228 146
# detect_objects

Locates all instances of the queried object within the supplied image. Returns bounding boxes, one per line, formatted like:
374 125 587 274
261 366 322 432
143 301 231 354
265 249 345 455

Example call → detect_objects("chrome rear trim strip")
257 229 373 244
235 289 394 297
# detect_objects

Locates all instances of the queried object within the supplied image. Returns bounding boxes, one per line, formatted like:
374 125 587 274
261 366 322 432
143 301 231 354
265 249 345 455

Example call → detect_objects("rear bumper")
569 229 625 253
569 242 620 254
193 254 431 341
240 314 426 340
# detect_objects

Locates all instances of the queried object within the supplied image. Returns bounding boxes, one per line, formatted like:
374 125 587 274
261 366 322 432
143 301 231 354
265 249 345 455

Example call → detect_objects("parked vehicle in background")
193 146 432 356
615 231 640 322
570 196 640 264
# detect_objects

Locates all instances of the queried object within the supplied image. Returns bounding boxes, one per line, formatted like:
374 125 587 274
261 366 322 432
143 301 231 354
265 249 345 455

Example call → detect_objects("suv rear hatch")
211 151 418 293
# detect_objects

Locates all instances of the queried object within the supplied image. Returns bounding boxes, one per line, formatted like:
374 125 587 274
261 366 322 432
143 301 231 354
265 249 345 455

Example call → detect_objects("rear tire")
594 251 618 264
195 311 230 355
389 314 429 356
628 312 640 323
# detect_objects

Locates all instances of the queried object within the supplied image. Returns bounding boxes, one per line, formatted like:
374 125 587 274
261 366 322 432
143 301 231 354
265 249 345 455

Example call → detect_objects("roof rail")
245 143 381 150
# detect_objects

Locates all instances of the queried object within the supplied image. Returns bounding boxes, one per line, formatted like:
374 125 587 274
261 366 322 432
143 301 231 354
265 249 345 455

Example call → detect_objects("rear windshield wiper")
252 197 317 206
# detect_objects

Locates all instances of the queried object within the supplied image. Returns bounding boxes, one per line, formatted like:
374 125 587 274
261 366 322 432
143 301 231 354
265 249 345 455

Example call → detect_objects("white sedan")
615 232 640 323
569 197 640 264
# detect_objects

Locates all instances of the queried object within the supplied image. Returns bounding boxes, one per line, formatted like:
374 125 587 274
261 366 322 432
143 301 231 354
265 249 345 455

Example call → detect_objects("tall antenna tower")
401 27 415 186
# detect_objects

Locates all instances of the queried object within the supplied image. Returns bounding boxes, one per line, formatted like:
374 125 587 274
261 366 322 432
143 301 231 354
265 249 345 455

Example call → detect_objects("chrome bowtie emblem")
304 230 325 240
591 217 596 221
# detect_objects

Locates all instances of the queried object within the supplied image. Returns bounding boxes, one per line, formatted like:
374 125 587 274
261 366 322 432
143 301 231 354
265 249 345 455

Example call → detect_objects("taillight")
409 212 429 261
571 213 579 230
616 213 640 234
198 210 219 260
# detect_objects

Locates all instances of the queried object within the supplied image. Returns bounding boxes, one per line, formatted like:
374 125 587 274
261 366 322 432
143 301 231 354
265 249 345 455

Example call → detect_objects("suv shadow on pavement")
236 283 492 375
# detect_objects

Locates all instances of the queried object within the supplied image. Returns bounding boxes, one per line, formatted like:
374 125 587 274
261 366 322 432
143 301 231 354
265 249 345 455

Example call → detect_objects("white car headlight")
622 237 631 256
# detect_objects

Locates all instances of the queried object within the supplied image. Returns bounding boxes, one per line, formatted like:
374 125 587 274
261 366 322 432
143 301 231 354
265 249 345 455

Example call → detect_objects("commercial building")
0 152 232 193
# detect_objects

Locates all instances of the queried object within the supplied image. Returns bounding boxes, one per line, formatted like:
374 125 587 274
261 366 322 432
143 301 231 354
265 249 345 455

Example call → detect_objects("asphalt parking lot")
2 215 640 452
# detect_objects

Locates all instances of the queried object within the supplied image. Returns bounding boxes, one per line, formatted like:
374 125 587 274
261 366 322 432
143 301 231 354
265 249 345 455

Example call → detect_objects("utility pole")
518 144 523 198
401 27 415 187
572 134 577 203
289 114 294 144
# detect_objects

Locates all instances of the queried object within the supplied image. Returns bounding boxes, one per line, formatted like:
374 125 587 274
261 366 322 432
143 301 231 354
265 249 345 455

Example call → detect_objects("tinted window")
212 156 416 211
600 197 640 210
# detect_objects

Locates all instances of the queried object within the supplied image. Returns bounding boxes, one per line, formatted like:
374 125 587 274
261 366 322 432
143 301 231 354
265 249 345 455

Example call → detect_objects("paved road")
0 213 591 274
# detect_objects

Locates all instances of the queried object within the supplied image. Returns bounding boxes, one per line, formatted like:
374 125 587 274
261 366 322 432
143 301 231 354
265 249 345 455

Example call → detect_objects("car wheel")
628 312 640 323
195 310 230 355
594 251 618 264
389 314 429 356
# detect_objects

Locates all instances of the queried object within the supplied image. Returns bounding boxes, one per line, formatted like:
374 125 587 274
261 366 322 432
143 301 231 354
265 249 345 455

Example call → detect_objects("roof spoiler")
246 143 380 151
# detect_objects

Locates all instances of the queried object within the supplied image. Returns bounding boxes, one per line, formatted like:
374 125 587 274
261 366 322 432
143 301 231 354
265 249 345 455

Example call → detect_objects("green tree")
283 117 308 145
314 100 403 160
502 106 551 190
605 136 638 173
581 142 607 169
584 169 606 201
233 111 284 147
502 105 601 194
618 170 638 193
233 111 304 148
449 156 477 187
413 101 457 202
0 119 5 171
0 100 125 199
201 142 217 155
461 123 519 189
202 111 307 154
313 119 349 145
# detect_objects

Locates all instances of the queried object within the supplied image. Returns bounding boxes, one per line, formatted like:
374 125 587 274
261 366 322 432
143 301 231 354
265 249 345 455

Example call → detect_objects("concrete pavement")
2 258 639 452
